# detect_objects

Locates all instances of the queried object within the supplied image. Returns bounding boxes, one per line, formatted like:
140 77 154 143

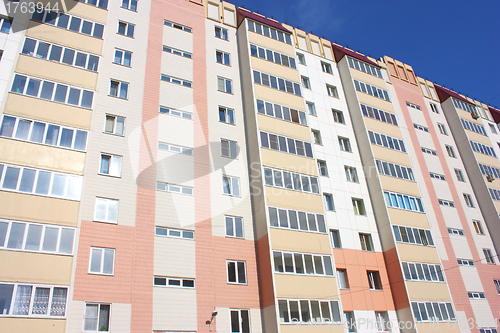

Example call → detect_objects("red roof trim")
331 44 380 68
236 8 292 34
434 85 471 105
488 106 500 124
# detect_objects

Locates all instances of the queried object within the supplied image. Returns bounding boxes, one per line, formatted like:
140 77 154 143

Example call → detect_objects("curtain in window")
98 305 110 331
14 120 31 140
13 285 32 315
84 304 98 331
50 287 67 316
29 122 46 143
31 287 50 315
0 116 16 137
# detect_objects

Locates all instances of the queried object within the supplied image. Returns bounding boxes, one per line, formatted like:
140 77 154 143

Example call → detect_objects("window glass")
42 227 58 252
7 222 25 249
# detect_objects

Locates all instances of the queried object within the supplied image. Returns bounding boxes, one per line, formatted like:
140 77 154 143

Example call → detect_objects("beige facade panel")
16 55 98 90
0 192 80 226
257 114 310 142
280 324 345 333
473 151 500 168
0 318 66 333
152 288 197 331
269 228 331 254
379 175 421 197
274 274 338 299
364 117 403 139
154 237 196 277
261 150 318 177
350 69 387 89
0 251 72 284
465 129 496 146
247 32 295 56
356 93 394 114
397 243 441 264
33 0 109 23
371 145 411 166
406 281 452 302
155 192 195 229
414 322 461 333
26 21 103 55
265 187 323 213
251 57 300 82
253 85 305 111
4 94 92 130
0 139 86 175
387 208 429 229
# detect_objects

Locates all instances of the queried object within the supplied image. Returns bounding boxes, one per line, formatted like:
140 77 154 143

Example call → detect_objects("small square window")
445 145 456 158
0 18 12 34
306 101 316 116
99 154 122 177
454 168 465 182
489 123 497 134
121 0 138 11
221 139 238 159
352 198 366 215
312 129 322 145
339 136 351 152
463 193 475 208
117 21 135 37
483 249 495 264
215 26 228 40
227 260 246 283
104 115 125 136
337 269 349 289
84 304 110 331
359 233 373 251
217 77 232 94
301 76 311 89
223 176 240 196
113 49 132 67
231 309 250 333
332 109 345 124
321 61 333 74
437 123 448 135
430 103 439 114
327 84 339 98
94 197 119 223
109 80 128 99
345 166 359 183
473 220 484 235
219 106 235 125
367 270 382 290
331 230 342 249
225 216 243 238
318 160 328 177
324 193 335 211
89 247 115 275
375 312 391 332
216 50 230 66
297 53 306 65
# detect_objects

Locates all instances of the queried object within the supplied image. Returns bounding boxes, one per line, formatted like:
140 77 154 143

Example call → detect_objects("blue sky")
230 0 500 109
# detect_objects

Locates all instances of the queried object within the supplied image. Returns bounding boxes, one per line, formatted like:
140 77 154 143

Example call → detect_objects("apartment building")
0 1 499 333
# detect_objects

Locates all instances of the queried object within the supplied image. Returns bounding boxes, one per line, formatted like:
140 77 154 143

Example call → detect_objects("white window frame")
331 230 342 249
297 53 306 65
221 139 238 159
321 61 332 74
337 269 349 289
359 233 374 251
154 276 195 288
109 80 128 99
332 109 345 124
463 193 475 207
473 220 484 235
483 249 495 264
104 114 125 136
216 50 230 66
437 123 448 135
225 215 243 238
338 136 351 152
327 84 339 98
88 247 115 275
121 0 137 11
93 197 119 223
222 176 240 197
99 154 122 177
230 309 250 333
217 76 232 94
312 129 322 145
345 166 359 183
227 260 246 284
324 193 335 211
318 160 328 177
113 48 132 67
215 26 228 40
117 21 134 37
367 270 382 290
352 198 366 215
454 168 465 182
306 101 316 116
445 145 456 158
219 106 235 125
84 303 110 332
301 76 311 89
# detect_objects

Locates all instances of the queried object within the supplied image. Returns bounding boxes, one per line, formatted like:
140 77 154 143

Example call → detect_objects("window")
121 0 137 11
221 139 238 159
406 102 422 110
384 191 425 212
160 74 192 87
468 292 486 299
375 312 391 332
260 131 314 158
109 80 128 99
332 109 345 124
21 37 100 72
89 247 115 275
94 198 119 223
297 53 306 65
215 26 228 40
484 249 495 264
247 19 293 43
430 103 439 114
463 194 475 207
217 77 232 93
306 101 316 116
278 299 342 323
324 193 335 211
264 167 320 194
219 106 235 125
453 97 477 114
312 129 322 145
411 301 456 322
216 50 230 65
457 259 475 266
430 172 446 181
227 260 246 284
489 123 498 134
375 159 415 181
31 10 104 39
0 283 68 317
393 225 435 246
268 207 326 233
318 160 328 177
0 162 83 201
256 99 308 125
421 147 437 155
113 49 131 67
470 140 497 157
0 17 11 33
473 220 484 235
225 216 243 238
99 154 122 177
359 233 373 251
230 309 250 333
117 21 134 37
162 45 192 59
348 57 383 78
11 74 94 109
155 226 194 239
352 198 366 215
273 251 334 276
301 76 311 89
439 199 455 207
78 0 109 9
223 176 240 196
321 62 332 74
160 106 192 119
414 123 429 132
445 145 456 158
0 219 75 255
461 118 487 136
104 115 125 136
156 182 193 195
345 311 357 333
84 304 110 331
338 136 351 152
455 169 465 182
249 44 296 69
326 84 338 98
494 279 500 294
448 228 465 236
345 166 358 183
336 269 348 289
353 80 390 101
367 271 382 290
253 70 301 96
331 230 341 249
437 123 448 135
164 20 191 33
402 262 445 282
154 276 195 288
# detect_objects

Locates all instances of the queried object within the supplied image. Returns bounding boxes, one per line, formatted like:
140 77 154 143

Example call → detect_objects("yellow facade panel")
388 208 429 229
397 243 441 264
265 187 324 213
0 251 73 284
350 69 387 88
253 85 305 111
415 322 461 333
280 324 345 333
4 94 92 130
274 274 338 299
248 32 295 56
371 145 411 166
257 114 310 141
0 192 80 226
251 57 300 83
379 175 420 197
0 318 66 333
473 151 500 168
0 139 86 175
16 55 98 90
261 150 318 177
269 228 331 254
356 93 395 114
406 281 451 302
364 117 403 139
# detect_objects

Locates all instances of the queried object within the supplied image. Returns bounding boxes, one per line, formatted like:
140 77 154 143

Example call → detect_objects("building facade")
0 1 498 333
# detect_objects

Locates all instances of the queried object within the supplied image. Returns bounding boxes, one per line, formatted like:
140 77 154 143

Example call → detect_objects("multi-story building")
0 1 498 333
